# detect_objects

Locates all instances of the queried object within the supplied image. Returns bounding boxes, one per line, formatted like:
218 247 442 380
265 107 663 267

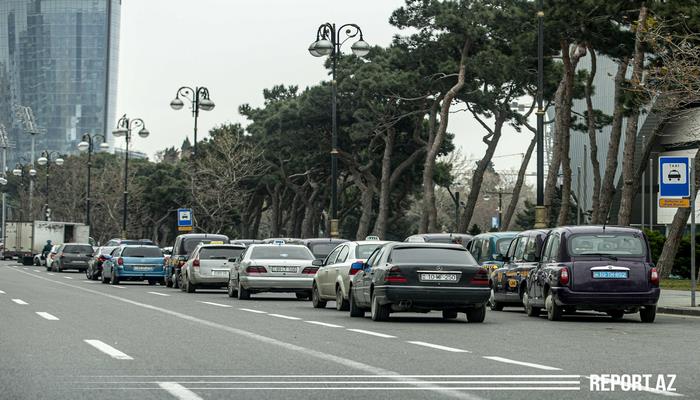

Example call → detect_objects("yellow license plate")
508 279 518 288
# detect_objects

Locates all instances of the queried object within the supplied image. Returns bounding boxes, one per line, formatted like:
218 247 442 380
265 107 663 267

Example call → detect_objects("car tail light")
470 267 489 286
193 259 200 268
117 257 123 266
385 266 407 283
301 267 318 274
650 267 659 286
246 266 267 274
559 267 570 285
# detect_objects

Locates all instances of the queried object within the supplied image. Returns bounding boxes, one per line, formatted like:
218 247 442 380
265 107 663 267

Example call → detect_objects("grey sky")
116 0 535 175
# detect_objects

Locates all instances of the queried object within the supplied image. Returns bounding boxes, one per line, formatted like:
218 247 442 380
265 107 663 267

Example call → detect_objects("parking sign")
177 208 193 227
659 156 691 199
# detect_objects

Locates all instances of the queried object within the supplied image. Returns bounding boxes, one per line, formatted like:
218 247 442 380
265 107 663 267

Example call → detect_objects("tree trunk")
618 5 648 226
502 134 537 230
593 58 629 224
374 129 394 239
419 98 441 233
421 39 471 233
543 79 564 227
349 167 376 240
301 186 319 239
585 45 601 220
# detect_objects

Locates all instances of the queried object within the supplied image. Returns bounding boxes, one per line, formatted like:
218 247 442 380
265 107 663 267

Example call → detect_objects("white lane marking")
238 308 267 314
100 387 580 391
83 280 98 283
305 321 344 328
407 341 470 353
148 291 170 297
47 273 55 276
346 329 396 338
583 376 682 397
33 269 40 272
11 299 28 305
0 290 5 294
63 276 73 280
89 380 582 385
157 382 204 400
483 356 561 371
36 312 59 321
110 285 126 289
84 340 133 360
198 301 232 308
268 313 301 320
85 375 582 378
9 269 486 400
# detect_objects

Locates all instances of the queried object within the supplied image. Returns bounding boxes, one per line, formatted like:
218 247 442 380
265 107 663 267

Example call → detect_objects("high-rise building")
0 0 120 166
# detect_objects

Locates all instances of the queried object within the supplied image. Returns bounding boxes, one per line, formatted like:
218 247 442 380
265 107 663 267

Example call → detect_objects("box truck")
3 221 90 265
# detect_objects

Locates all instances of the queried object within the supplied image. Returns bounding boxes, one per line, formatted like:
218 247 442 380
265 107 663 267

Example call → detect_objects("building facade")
0 0 120 166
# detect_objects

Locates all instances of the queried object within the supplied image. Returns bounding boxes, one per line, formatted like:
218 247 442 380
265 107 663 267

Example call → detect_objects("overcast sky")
115 0 535 175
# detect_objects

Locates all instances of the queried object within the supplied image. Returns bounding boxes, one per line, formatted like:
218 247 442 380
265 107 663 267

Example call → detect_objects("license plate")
593 271 628 279
270 266 297 273
133 266 152 271
212 270 228 276
420 273 458 282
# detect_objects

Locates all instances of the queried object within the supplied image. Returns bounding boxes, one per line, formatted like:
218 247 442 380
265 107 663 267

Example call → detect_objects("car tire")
545 293 562 321
523 292 541 317
185 276 196 293
148 279 156 286
607 310 624 320
640 306 656 323
85 267 92 280
102 271 110 284
311 283 326 308
238 280 251 300
489 288 504 311
370 292 390 322
173 272 181 289
45 265 51 272
442 310 458 319
227 280 238 298
165 273 173 288
349 288 365 318
466 305 486 323
336 286 349 311
110 272 120 285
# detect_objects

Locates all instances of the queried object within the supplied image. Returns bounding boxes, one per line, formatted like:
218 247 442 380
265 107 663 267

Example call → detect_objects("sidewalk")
658 289 700 316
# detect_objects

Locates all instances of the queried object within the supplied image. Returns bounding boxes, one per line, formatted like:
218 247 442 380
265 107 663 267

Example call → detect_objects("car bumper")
374 285 490 308
551 287 661 307
192 274 229 286
61 263 89 269
240 276 313 291
116 269 165 278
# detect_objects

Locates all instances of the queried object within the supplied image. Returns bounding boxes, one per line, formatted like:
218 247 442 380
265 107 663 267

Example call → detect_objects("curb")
657 306 700 317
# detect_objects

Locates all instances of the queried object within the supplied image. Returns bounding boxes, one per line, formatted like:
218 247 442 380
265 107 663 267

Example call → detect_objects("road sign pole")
691 158 696 307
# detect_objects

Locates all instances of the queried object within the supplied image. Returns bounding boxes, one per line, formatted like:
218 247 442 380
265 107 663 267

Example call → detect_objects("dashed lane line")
148 291 170 297
305 321 344 328
36 312 59 321
198 301 232 308
483 357 561 371
11 299 28 305
47 273 55 276
268 313 301 320
346 329 396 338
238 308 267 314
0 290 5 294
84 340 133 360
33 269 40 272
63 276 73 280
157 382 203 400
408 341 470 353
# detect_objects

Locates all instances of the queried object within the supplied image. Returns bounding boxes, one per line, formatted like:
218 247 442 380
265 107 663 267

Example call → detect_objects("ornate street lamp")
77 133 109 232
113 115 149 238
36 151 64 221
170 86 215 158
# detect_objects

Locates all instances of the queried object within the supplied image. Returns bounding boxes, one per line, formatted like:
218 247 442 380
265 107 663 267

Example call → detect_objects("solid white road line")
87 375 582 378
238 308 267 314
268 313 301 320
83 340 133 360
148 291 170 297
63 276 73 280
157 382 203 400
147 387 581 391
483 356 561 371
346 329 396 338
407 341 470 353
11 299 28 305
305 321 344 328
36 312 59 321
198 301 232 308
90 380 582 385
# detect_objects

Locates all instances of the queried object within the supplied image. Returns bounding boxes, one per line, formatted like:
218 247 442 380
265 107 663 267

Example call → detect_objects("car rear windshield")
63 245 93 254
122 247 163 257
569 234 645 256
200 247 245 260
356 244 384 259
251 247 314 260
183 237 228 254
390 247 477 265
309 243 338 258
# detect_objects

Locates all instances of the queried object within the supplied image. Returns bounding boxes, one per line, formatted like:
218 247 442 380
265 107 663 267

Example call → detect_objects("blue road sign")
659 156 691 198
177 208 193 227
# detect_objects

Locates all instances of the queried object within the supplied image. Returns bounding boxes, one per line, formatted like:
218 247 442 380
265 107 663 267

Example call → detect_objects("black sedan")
523 226 660 322
348 242 490 322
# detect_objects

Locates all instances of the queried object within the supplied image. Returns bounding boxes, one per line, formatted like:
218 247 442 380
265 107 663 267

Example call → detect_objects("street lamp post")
112 115 149 239
12 161 36 222
36 151 64 221
170 86 215 158
308 22 370 238
484 190 514 231
78 133 109 233
534 0 546 228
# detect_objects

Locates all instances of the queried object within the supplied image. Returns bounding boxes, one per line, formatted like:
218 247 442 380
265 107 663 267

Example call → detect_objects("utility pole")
534 0 546 228
0 125 8 252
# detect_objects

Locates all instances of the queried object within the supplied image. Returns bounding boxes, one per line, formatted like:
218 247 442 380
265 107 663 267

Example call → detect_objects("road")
1 260 697 400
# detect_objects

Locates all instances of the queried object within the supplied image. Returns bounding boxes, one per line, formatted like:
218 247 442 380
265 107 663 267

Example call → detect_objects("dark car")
348 243 490 322
300 238 349 260
489 229 548 311
523 226 660 322
467 232 519 272
165 233 229 288
405 233 472 248
51 243 94 272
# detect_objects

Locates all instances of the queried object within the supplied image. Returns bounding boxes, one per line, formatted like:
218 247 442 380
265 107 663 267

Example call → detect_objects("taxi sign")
659 198 690 208
365 236 380 241
273 240 285 245
209 241 224 244
659 157 690 198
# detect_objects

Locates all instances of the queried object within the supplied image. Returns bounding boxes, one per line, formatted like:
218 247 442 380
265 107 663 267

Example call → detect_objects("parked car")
300 238 349 260
227 244 316 300
348 242 491 322
101 245 165 285
468 232 518 271
311 240 391 310
51 243 94 272
489 229 548 310
85 246 115 280
33 253 46 266
180 243 246 293
44 245 61 271
523 226 660 322
164 233 229 288
404 233 472 248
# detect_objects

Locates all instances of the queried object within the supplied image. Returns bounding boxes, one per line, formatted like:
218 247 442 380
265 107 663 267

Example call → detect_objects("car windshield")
63 245 93 254
496 239 512 255
356 244 384 259
200 247 244 260
425 237 453 244
251 247 314 260
390 247 477 265
569 234 645 256
183 237 227 254
122 247 163 257
309 243 338 258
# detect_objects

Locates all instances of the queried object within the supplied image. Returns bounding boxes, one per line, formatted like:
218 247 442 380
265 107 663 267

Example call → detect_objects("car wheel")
85 267 92 280
45 264 51 272
640 306 656 323
110 272 120 285
172 272 180 289
523 292 541 317
545 293 562 321
311 283 326 308
466 305 486 323
370 292 390 321
607 310 624 320
489 288 504 311
148 279 156 286
227 280 238 298
34 258 40 266
336 286 349 311
165 273 173 288
349 287 365 318
238 280 251 300
442 309 458 319
185 276 196 293
102 271 110 284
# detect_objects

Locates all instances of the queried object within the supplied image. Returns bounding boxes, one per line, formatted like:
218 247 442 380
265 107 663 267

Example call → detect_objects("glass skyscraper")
0 0 120 165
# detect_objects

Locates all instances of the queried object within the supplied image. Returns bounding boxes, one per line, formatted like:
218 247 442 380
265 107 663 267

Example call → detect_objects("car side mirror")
228 258 237 263
351 261 364 271
312 259 324 267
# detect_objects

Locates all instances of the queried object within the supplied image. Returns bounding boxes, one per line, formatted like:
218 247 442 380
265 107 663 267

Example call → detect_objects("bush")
647 228 699 279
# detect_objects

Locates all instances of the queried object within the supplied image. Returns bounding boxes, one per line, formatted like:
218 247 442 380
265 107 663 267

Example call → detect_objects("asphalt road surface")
1 260 697 400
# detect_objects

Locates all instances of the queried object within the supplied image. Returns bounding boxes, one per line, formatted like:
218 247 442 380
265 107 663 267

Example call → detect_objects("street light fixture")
169 86 215 158
308 22 370 238
113 115 148 238
77 132 107 233
36 150 63 221
483 189 514 231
